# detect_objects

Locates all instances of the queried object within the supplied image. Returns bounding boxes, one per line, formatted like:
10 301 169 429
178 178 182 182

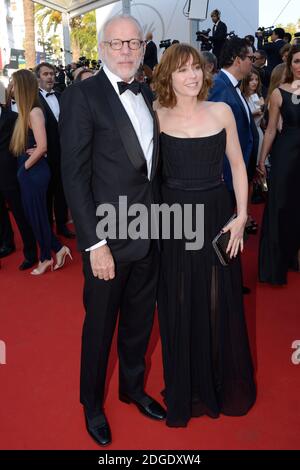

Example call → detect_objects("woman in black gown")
258 45 300 284
152 44 256 427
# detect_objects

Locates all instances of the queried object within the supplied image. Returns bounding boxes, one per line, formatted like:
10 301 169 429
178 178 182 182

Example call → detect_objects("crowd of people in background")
0 10 299 282
0 9 300 447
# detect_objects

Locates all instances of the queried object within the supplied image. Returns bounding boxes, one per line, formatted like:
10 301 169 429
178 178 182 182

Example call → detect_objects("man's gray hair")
100 14 143 42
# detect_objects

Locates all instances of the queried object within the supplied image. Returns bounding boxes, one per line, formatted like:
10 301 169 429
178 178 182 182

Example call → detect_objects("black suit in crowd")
0 105 37 262
253 64 270 97
257 37 285 73
59 69 160 413
212 21 227 62
38 91 69 231
144 40 158 70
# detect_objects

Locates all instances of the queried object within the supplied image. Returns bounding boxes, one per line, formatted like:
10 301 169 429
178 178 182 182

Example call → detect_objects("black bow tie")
46 91 55 97
11 99 16 105
117 80 141 95
235 81 242 89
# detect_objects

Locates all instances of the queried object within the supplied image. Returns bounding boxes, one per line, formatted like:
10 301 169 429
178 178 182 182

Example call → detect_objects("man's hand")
90 244 115 281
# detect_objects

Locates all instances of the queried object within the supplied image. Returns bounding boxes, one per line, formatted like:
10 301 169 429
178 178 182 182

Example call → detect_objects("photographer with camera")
256 27 285 73
197 10 227 64
210 9 228 63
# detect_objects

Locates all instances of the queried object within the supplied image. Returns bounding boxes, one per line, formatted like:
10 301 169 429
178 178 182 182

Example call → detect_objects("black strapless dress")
259 88 300 284
158 129 256 427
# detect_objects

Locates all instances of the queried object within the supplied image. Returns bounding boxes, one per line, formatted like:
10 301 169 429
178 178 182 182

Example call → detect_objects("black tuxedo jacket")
257 38 285 72
38 91 61 164
212 21 227 59
0 106 18 191
59 70 159 261
144 40 158 70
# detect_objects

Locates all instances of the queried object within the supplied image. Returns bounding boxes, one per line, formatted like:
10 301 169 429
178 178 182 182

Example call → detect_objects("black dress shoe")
0 245 16 258
84 409 112 446
119 393 166 420
57 226 76 239
242 286 251 295
19 259 38 271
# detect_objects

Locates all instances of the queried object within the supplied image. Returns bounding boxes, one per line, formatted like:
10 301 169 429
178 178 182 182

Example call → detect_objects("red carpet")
0 205 300 450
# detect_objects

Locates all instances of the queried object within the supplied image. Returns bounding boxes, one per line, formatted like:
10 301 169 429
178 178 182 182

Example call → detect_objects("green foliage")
276 18 300 37
70 11 98 60
34 4 98 60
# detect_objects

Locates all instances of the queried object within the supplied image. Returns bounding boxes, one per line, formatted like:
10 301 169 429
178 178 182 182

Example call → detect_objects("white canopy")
33 0 119 18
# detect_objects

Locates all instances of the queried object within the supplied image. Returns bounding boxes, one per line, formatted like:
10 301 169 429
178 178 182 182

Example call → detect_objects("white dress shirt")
213 20 220 34
221 69 250 122
11 101 18 113
86 66 154 252
39 88 60 121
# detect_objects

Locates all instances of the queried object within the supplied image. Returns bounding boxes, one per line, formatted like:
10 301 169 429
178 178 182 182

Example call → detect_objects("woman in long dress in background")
258 45 300 284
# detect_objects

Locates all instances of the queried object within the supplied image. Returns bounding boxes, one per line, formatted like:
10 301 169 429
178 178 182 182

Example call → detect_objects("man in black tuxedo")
211 9 227 65
144 32 158 70
0 105 37 269
253 49 269 97
256 27 285 74
34 62 75 239
59 14 165 446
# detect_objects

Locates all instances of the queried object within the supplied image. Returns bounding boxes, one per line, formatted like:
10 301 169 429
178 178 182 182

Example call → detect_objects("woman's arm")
25 107 47 169
222 104 248 220
258 89 281 174
217 103 248 258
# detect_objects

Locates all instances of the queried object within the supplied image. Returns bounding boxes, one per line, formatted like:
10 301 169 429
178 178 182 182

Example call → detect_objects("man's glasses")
103 39 144 50
245 55 256 63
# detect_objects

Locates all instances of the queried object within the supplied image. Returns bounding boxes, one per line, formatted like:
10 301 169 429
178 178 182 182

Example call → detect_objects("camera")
77 56 90 68
90 59 101 70
196 29 212 52
159 39 172 49
227 31 237 39
255 26 274 43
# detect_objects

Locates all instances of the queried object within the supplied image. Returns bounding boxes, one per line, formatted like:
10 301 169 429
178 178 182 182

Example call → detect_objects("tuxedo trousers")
0 191 14 248
46 157 68 229
80 242 159 412
0 188 37 261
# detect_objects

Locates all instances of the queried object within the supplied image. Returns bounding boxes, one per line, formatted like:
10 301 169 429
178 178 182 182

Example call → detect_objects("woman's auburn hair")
152 43 212 108
284 44 300 84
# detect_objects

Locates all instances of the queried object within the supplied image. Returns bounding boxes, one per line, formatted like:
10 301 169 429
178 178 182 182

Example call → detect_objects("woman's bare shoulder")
30 107 44 118
205 101 232 114
204 101 233 127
